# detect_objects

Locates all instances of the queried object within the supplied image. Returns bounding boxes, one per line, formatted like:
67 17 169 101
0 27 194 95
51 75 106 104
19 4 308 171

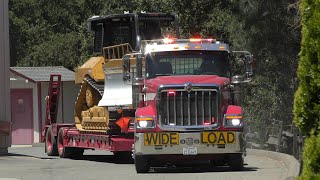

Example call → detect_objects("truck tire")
57 128 73 158
228 154 244 171
135 155 149 173
45 127 58 156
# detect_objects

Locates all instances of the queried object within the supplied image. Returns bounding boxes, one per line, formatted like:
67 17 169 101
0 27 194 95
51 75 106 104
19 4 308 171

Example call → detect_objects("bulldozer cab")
87 13 180 55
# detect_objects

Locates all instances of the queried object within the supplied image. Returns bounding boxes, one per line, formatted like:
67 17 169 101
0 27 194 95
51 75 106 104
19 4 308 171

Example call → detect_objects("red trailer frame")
42 75 134 157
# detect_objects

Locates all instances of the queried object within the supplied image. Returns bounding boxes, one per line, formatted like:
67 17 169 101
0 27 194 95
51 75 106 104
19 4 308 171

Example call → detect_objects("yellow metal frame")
75 56 105 84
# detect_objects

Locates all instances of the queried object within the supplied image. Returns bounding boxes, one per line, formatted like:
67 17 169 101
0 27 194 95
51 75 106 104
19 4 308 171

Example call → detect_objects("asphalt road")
0 147 288 180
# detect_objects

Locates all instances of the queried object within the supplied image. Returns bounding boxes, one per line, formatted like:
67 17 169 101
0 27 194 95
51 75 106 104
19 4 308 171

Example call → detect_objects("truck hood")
146 75 229 92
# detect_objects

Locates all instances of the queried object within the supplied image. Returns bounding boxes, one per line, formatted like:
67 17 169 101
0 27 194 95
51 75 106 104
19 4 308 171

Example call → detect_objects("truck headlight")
231 119 241 126
136 117 155 129
225 115 243 127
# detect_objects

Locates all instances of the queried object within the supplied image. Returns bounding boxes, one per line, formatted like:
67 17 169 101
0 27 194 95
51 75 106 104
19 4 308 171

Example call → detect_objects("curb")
10 145 32 148
247 149 300 179
32 143 45 147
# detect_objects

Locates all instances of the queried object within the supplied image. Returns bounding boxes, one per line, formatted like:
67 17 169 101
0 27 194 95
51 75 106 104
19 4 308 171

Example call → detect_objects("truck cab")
111 38 254 173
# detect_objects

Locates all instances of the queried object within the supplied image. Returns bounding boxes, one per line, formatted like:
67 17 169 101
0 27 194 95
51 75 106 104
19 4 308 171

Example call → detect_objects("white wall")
11 72 79 144
40 81 79 130
62 82 80 123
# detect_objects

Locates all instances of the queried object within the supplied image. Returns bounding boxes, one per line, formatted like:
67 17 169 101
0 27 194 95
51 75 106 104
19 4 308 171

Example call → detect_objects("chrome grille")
158 90 217 126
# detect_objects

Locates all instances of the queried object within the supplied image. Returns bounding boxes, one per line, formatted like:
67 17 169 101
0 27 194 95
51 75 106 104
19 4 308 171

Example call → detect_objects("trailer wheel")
57 128 72 158
135 155 149 173
228 154 244 171
45 127 58 156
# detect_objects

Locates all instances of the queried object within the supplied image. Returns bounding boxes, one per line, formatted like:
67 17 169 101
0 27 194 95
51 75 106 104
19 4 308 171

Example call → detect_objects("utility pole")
0 0 11 154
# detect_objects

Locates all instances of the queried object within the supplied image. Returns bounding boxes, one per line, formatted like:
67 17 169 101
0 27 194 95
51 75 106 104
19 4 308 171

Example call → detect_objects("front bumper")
134 131 245 155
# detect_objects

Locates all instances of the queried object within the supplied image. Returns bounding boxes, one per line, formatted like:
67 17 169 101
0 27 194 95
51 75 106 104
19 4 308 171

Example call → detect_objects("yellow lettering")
217 132 226 144
201 132 236 144
144 133 179 146
227 132 235 144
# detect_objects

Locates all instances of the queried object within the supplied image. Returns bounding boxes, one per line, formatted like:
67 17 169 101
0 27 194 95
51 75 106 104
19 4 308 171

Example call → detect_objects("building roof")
10 66 75 82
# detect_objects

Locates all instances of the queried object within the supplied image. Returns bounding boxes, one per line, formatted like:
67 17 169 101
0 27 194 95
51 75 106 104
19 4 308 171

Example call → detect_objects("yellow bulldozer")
73 13 179 132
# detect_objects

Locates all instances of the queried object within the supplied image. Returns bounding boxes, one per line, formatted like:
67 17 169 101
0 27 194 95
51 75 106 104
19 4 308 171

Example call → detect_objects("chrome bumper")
134 132 245 155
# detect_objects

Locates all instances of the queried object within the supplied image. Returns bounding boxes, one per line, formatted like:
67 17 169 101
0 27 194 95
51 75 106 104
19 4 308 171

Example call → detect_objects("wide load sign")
144 132 236 146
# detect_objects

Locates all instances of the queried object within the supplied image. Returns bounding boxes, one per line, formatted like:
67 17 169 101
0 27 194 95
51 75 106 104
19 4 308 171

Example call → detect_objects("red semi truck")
42 12 254 173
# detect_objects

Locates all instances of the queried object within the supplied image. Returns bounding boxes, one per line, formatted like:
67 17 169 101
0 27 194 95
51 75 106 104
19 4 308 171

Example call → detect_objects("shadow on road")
3 152 258 174
3 153 133 164
3 153 57 160
151 165 258 173
146 161 258 173
72 155 259 173
71 155 134 164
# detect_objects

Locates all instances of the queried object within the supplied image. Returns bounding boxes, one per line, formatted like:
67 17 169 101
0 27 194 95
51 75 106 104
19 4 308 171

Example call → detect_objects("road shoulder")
247 149 300 179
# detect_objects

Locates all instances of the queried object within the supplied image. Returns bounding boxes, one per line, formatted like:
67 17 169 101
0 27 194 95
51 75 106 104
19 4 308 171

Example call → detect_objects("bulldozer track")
84 77 104 97
74 76 109 133
74 76 104 121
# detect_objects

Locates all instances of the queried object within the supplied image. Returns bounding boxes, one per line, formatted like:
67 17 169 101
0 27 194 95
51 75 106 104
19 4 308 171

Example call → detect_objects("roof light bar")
163 38 174 44
189 38 202 42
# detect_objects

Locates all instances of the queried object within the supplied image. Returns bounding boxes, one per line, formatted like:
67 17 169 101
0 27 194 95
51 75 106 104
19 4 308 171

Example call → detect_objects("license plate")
183 147 197 155
144 132 179 146
201 131 236 144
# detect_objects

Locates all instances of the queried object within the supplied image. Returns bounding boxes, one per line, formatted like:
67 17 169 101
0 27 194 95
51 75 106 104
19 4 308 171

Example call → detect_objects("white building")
10 67 79 145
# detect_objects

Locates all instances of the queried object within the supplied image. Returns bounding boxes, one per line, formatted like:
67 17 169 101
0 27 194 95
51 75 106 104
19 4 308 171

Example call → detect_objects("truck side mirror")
123 56 131 82
231 51 255 83
245 55 254 79
231 75 244 84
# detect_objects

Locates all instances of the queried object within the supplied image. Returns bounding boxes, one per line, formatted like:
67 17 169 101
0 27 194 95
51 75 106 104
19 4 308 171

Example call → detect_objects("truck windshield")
146 51 229 78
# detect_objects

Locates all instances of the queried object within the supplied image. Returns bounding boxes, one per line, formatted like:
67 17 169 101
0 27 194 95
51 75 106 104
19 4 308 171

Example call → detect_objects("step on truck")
42 12 254 173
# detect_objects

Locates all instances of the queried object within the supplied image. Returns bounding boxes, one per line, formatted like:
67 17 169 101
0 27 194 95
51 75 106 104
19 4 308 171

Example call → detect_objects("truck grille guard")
156 84 221 131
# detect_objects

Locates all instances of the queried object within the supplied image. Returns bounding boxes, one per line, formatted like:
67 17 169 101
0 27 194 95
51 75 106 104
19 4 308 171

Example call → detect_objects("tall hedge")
294 0 320 178
294 0 320 136
299 134 320 179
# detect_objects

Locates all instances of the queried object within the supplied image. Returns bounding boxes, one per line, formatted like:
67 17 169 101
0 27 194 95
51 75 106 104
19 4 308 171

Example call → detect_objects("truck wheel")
228 154 244 171
57 128 72 158
45 127 58 156
135 155 149 173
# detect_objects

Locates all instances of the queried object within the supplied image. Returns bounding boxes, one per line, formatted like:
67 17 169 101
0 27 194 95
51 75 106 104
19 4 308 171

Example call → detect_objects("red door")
11 89 33 145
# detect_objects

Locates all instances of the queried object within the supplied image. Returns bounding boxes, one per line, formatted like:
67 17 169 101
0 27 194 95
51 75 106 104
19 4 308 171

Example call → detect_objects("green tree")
9 0 106 69
234 0 300 137
294 0 320 136
294 0 320 178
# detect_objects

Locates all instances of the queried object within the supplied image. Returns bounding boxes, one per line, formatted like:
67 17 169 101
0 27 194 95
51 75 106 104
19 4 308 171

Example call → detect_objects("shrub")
299 134 320 179
293 0 320 136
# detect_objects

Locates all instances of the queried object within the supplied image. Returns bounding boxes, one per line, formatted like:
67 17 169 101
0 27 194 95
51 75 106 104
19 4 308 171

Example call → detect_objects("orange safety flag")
115 117 131 133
